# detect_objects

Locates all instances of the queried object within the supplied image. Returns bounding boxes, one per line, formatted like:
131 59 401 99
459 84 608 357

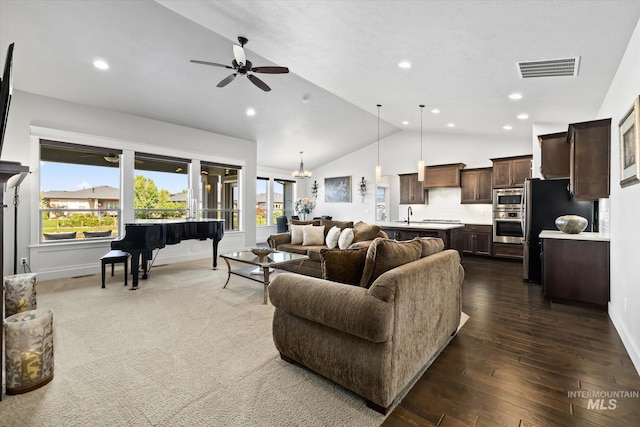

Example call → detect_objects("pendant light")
375 104 382 185
417 104 425 182
292 151 311 179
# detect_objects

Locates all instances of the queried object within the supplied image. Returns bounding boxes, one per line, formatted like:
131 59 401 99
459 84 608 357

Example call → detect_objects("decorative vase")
4 273 38 318
555 215 588 234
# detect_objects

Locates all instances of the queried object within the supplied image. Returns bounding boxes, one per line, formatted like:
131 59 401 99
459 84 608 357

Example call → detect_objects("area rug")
0 259 468 426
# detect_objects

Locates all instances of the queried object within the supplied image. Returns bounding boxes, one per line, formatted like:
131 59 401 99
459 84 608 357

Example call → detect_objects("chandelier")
292 151 311 179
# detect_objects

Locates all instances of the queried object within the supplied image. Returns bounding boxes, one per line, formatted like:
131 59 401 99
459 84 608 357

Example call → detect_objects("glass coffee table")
220 250 309 304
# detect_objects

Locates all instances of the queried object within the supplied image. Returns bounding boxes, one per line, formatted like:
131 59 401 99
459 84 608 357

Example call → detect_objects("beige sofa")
267 219 388 278
268 237 463 413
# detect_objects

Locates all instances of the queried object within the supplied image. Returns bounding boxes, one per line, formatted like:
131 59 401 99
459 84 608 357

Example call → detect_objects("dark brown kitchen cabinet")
541 236 609 308
492 242 523 259
380 226 463 255
399 173 426 204
491 155 532 188
462 224 492 256
568 118 611 201
539 132 569 179
461 167 493 204
423 163 466 188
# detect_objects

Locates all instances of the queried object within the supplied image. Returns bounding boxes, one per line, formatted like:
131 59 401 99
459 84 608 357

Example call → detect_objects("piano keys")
110 218 224 289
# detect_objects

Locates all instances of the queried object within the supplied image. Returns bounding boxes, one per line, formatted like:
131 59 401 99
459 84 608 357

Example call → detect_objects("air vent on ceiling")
517 57 580 78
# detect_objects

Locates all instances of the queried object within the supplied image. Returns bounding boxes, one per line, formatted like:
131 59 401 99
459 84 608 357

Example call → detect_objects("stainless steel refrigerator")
522 178 596 283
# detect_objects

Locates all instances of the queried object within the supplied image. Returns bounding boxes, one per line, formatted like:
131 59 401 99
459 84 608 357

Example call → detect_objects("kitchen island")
377 221 464 254
539 230 610 308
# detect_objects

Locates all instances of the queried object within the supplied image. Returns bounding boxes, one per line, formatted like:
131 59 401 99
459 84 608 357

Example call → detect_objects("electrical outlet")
624 298 628 313
20 257 28 265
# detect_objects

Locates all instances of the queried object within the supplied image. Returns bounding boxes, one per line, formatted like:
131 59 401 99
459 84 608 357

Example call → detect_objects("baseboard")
609 302 640 376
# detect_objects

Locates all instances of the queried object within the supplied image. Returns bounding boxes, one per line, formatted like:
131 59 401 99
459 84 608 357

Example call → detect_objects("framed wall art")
619 95 640 187
324 176 352 203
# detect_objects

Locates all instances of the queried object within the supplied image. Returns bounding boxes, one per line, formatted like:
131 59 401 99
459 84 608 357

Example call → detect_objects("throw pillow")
325 226 341 249
302 225 325 246
413 237 445 257
319 220 354 237
337 228 354 249
320 247 368 286
359 238 422 288
290 224 307 244
352 221 381 243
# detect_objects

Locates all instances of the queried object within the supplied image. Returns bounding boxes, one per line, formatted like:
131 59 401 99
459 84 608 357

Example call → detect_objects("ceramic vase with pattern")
4 273 37 318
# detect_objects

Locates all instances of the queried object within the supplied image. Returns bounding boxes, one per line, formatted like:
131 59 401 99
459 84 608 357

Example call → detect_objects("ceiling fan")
190 36 289 92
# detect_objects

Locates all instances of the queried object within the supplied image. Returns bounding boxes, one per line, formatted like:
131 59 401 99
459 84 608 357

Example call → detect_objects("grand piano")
111 218 224 289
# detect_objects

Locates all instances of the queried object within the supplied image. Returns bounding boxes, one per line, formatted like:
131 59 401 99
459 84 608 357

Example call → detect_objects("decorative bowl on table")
555 215 588 234
251 247 273 262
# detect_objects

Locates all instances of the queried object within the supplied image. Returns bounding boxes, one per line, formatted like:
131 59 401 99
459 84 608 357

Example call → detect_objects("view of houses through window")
256 177 294 226
39 140 242 242
40 140 122 241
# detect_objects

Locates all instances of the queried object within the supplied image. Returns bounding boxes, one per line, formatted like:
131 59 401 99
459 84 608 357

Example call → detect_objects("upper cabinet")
461 167 493 204
491 155 532 188
539 132 569 179
568 118 611 200
423 163 466 188
399 173 426 204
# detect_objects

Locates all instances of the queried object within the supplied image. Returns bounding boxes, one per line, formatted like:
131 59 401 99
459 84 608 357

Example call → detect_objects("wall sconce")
311 180 319 200
359 177 367 203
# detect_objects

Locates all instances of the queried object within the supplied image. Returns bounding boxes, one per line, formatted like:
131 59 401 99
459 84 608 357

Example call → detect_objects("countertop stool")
101 250 130 288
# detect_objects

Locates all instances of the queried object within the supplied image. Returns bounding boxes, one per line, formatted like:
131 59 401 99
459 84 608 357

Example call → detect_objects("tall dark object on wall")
0 43 14 155
522 178 596 283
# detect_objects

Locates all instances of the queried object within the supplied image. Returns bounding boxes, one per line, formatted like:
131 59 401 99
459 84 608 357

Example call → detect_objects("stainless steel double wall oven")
492 188 524 244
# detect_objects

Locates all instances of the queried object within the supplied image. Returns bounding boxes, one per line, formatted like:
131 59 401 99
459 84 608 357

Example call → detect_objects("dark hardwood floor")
383 256 640 427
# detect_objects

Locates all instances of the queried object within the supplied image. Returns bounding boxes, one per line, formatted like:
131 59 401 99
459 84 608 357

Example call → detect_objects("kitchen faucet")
407 206 413 225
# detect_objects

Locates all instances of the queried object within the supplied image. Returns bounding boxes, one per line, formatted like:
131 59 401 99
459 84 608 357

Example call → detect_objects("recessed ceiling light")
431 109 440 114
93 59 109 70
508 92 523 100
503 125 513 130
398 61 411 69
246 108 256 117
447 123 455 128
517 113 529 120
402 121 409 125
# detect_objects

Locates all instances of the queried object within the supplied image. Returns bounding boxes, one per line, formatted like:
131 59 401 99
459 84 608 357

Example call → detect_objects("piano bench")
101 250 131 288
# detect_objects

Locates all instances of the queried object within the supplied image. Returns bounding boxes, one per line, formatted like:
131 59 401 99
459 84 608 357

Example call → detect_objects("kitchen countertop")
539 230 610 242
376 221 465 231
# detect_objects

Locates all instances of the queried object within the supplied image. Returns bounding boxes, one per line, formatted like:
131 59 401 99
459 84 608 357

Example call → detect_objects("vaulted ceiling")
2 1 640 171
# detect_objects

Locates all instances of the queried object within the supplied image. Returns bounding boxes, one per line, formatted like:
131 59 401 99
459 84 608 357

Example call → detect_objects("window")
256 177 269 225
134 153 189 219
274 179 295 222
39 140 121 242
201 162 240 231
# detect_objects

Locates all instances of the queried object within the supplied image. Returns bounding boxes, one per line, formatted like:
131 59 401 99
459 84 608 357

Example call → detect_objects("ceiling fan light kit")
191 36 289 92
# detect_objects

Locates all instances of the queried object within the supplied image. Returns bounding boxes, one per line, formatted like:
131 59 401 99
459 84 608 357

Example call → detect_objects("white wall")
2 91 257 280
311 129 531 224
598 18 640 374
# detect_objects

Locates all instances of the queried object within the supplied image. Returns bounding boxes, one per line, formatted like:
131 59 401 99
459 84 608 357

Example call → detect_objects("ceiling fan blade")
190 60 233 69
251 66 289 74
217 73 237 88
247 74 271 92
233 45 246 66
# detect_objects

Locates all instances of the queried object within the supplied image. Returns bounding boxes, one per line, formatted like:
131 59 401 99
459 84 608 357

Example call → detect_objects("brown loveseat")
267 219 388 277
269 237 463 413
